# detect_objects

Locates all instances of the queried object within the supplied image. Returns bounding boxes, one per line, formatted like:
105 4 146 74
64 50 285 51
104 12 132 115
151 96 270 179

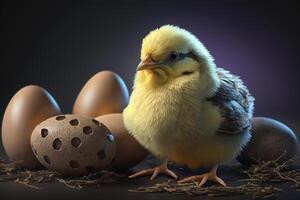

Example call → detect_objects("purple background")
1 0 300 138
0 1 300 200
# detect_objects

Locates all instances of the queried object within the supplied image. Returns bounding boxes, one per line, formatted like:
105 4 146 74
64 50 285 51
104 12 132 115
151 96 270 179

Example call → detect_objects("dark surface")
1 0 300 200
1 153 300 200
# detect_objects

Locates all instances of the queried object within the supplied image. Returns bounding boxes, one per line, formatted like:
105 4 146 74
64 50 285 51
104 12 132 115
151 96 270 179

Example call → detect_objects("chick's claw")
129 165 178 180
178 173 226 187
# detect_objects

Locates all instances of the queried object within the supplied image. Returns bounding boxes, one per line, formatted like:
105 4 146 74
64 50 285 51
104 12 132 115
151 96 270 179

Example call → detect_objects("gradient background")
0 0 300 199
1 0 300 155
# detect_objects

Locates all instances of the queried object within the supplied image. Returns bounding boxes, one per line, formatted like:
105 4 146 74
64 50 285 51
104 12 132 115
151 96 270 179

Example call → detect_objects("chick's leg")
129 159 177 180
178 165 226 187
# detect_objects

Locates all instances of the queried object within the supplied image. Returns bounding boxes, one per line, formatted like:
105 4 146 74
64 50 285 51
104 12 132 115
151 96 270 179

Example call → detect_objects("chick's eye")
169 52 178 60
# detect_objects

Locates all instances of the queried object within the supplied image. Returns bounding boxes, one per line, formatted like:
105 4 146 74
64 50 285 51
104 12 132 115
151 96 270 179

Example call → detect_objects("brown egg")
95 113 148 170
1 85 61 168
73 71 129 117
31 114 116 176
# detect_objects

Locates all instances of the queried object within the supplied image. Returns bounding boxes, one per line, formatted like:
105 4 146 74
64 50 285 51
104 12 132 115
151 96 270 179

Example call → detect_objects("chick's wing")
207 68 255 135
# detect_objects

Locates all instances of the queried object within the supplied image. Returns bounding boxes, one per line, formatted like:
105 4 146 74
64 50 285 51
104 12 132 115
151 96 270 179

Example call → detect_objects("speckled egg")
30 114 116 176
237 117 299 166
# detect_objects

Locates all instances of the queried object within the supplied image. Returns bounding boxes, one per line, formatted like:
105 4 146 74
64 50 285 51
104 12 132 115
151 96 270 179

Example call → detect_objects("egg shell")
31 114 116 176
96 113 148 170
73 71 129 117
1 85 61 168
237 117 299 166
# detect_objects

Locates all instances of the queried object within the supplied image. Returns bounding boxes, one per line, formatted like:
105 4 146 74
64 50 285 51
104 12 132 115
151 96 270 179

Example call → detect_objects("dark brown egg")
95 113 148 170
73 71 129 117
1 85 61 168
237 117 299 166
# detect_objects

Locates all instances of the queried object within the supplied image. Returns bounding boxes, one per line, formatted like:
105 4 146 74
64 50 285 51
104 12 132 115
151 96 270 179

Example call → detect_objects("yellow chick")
123 25 254 186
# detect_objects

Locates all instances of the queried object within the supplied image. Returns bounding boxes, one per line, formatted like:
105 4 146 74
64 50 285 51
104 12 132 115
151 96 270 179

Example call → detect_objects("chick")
123 25 254 186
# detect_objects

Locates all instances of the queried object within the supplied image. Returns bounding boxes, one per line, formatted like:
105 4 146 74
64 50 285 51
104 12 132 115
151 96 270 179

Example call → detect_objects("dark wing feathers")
207 68 255 135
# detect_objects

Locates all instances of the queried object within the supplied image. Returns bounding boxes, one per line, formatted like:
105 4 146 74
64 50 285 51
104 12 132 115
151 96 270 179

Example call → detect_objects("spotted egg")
30 114 116 176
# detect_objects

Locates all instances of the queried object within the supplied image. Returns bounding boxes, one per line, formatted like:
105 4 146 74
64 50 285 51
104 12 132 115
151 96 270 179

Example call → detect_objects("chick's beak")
137 56 161 71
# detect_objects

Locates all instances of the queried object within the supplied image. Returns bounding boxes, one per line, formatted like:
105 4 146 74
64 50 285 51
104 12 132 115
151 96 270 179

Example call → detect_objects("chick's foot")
129 161 177 180
177 165 226 187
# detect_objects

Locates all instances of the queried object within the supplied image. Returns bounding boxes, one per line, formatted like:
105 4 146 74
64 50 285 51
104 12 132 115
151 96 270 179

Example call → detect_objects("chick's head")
135 25 218 90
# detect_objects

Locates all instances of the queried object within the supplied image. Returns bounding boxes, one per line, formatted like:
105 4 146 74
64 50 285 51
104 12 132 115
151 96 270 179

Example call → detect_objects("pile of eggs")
3 70 297 176
1 71 148 176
